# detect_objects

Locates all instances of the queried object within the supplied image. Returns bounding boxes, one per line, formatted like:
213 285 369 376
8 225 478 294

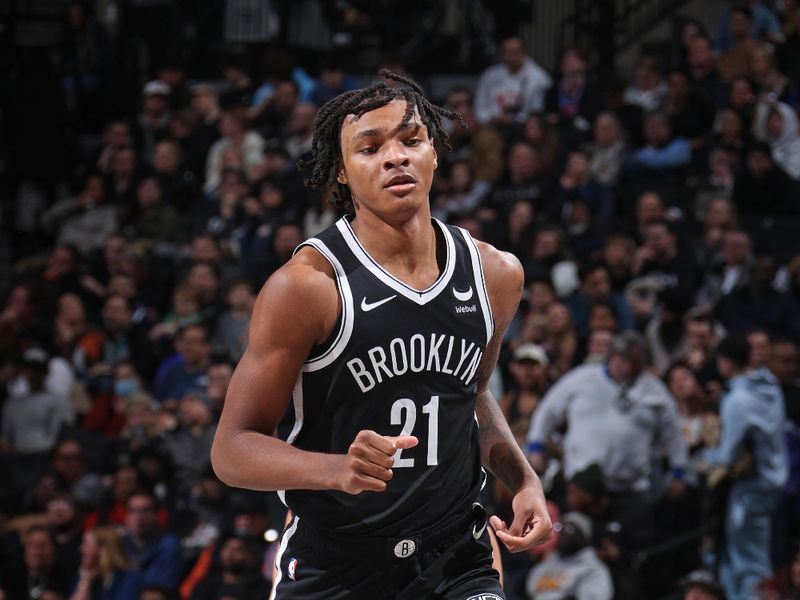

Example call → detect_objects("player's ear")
337 167 347 185
431 145 438 171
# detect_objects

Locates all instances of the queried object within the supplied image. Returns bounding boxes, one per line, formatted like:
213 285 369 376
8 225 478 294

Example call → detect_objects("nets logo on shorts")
466 595 502 600
288 558 298 580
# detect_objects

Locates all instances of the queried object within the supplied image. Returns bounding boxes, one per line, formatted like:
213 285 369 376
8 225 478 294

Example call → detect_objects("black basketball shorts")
270 515 505 599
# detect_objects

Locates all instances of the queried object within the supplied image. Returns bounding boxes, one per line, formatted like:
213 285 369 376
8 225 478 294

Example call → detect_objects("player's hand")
333 430 418 495
489 487 552 553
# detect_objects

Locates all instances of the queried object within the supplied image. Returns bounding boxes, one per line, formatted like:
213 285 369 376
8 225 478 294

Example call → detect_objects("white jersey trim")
276 373 305 507
458 228 494 344
296 238 355 373
336 217 456 305
269 515 299 600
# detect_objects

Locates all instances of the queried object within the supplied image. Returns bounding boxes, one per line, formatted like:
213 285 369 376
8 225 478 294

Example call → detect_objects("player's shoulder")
474 239 524 293
255 246 337 311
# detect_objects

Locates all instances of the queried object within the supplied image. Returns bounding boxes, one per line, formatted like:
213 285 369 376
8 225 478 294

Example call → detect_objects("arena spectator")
732 142 795 221
714 0 781 52
696 229 753 310
623 55 667 111
687 36 728 113
517 113 561 176
153 324 211 405
665 362 712 451
703 334 788 600
431 159 491 221
1 348 74 488
49 439 105 510
119 177 180 243
716 255 800 340
623 111 691 193
122 491 181 592
769 338 800 426
749 43 799 107
545 47 602 149
631 219 697 305
105 147 138 207
252 79 299 141
95 121 134 175
444 86 505 184
490 141 548 216
136 81 171 164
161 389 217 499
567 262 634 339
310 60 357 107
283 102 316 161
679 570 724 600
663 69 713 147
206 361 233 414
587 112 627 187
41 174 118 255
474 36 551 127
546 149 614 231
150 139 199 212
646 290 691 374
85 464 145 529
718 6 764 81
204 108 265 196
500 343 550 427
528 332 688 548
183 263 224 323
0 525 70 599
752 100 800 179
188 534 270 600
212 279 254 363
70 526 142 600
187 84 222 183
47 493 83 575
525 512 614 600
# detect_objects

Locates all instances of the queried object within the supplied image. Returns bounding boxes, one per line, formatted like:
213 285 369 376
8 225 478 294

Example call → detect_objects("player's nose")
382 140 410 170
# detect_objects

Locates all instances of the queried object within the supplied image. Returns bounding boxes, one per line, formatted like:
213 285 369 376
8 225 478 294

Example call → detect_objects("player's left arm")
474 241 553 552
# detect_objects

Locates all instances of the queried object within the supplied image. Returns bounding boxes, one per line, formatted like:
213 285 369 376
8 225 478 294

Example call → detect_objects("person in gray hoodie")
526 511 613 600
753 100 800 180
704 334 788 600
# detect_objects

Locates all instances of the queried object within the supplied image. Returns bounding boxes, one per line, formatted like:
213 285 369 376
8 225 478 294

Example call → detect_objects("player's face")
338 99 437 220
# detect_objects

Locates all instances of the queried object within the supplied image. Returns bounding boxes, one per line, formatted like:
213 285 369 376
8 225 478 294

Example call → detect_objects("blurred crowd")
2 0 800 599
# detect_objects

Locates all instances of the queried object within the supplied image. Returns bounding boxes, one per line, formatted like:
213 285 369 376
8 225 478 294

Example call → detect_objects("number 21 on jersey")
390 396 439 467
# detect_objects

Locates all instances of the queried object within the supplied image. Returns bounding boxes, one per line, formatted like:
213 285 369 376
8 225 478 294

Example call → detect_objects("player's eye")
405 138 422 146
360 146 377 155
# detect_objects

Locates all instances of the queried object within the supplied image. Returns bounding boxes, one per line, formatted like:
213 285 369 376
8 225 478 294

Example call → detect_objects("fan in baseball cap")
679 570 723 600
21 347 50 370
142 80 170 98
513 343 549 365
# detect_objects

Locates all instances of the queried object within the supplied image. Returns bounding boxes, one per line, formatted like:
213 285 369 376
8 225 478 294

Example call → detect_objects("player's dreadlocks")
300 70 465 213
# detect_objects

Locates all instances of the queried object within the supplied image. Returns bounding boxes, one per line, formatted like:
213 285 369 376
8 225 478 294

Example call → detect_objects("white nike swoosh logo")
452 285 474 302
361 295 397 312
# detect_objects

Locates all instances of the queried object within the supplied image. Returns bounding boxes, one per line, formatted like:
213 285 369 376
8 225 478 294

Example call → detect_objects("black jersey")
276 216 494 537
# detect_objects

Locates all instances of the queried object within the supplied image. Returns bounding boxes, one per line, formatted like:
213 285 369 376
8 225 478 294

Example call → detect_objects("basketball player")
211 71 552 599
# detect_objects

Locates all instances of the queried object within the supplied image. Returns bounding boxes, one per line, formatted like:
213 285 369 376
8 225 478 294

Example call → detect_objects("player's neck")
350 208 442 287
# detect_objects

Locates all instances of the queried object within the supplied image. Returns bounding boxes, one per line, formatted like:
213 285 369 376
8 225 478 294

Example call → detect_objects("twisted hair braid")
299 70 465 213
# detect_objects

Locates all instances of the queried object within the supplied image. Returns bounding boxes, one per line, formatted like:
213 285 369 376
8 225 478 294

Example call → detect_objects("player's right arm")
210 247 416 494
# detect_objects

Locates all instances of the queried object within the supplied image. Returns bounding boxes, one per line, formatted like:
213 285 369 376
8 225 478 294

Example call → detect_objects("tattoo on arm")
475 331 535 493
477 391 527 492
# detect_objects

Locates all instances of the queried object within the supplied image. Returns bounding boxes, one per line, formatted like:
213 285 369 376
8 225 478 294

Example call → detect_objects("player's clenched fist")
332 430 418 495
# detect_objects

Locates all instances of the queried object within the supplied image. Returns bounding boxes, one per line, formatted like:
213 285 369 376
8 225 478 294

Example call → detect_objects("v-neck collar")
336 217 456 305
